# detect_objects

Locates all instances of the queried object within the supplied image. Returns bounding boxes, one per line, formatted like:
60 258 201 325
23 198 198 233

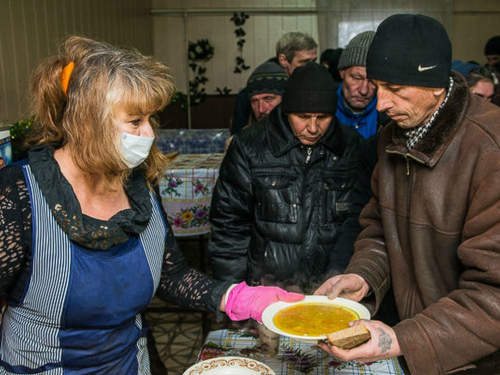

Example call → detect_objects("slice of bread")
326 324 371 349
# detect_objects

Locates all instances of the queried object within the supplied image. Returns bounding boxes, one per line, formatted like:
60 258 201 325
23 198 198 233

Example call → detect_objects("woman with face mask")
0 36 303 374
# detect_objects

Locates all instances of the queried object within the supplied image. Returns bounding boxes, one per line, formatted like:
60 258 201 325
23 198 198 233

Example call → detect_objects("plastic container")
0 125 12 168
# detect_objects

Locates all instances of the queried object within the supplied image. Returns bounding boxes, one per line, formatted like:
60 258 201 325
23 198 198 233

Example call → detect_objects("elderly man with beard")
316 14 500 375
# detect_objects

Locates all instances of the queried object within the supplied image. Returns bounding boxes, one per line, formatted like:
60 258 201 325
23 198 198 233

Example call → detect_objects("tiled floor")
145 299 207 375
144 236 228 375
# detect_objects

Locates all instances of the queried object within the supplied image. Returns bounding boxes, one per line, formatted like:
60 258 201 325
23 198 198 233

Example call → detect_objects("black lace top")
0 146 230 313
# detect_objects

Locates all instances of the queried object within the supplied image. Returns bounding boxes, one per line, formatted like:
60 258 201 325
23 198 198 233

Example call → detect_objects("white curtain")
316 0 453 50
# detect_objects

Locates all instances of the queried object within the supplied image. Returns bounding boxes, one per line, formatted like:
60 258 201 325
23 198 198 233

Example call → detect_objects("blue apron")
0 165 166 374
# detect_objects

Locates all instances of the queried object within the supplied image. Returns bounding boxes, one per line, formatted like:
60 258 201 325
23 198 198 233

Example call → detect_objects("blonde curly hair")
28 35 177 187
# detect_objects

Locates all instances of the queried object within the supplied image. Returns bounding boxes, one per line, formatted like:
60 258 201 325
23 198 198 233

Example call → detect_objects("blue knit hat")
451 60 480 78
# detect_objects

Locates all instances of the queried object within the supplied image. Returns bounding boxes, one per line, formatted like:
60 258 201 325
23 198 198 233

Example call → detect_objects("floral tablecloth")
196 329 405 375
160 153 224 237
157 128 230 155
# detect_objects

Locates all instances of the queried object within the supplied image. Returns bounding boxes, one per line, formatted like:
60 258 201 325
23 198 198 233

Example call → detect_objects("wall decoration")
231 12 250 73
215 87 232 95
174 39 215 109
188 39 214 61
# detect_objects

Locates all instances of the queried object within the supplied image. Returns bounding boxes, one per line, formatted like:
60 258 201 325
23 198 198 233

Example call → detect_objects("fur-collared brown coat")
347 72 500 374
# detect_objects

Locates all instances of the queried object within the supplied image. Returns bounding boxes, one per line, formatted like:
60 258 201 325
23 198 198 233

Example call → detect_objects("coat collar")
385 71 471 167
265 104 347 157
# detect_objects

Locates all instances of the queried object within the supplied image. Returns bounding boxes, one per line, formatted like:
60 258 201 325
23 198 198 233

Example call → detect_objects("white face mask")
120 132 155 168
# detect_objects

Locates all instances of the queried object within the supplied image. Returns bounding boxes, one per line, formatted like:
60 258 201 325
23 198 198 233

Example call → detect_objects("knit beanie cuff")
280 63 337 114
282 90 336 114
338 31 375 70
246 61 288 98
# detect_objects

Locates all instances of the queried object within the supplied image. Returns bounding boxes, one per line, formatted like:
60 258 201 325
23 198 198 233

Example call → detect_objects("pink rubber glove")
225 281 304 322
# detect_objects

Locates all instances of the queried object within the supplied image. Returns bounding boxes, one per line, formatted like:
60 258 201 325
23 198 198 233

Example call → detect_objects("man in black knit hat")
316 14 500 374
483 36 500 107
209 63 363 293
484 35 500 70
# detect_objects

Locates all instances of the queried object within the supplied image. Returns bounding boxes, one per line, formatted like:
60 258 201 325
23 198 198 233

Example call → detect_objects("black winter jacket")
208 106 363 291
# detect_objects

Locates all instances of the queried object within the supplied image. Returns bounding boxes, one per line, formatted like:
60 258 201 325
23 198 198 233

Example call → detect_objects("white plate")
261 295 370 343
182 356 276 375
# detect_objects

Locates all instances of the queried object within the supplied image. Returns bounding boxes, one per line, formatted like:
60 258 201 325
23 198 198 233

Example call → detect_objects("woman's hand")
222 282 304 322
314 273 370 301
317 319 402 363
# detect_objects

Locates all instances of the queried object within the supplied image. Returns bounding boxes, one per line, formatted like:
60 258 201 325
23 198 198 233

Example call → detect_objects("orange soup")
273 303 358 336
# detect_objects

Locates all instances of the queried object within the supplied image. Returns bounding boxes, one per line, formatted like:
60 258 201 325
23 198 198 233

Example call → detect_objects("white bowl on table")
182 356 276 375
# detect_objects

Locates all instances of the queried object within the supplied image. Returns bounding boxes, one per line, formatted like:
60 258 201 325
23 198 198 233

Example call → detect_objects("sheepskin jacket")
347 72 500 374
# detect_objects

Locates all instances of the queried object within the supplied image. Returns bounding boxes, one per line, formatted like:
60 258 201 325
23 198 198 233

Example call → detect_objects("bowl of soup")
261 296 370 343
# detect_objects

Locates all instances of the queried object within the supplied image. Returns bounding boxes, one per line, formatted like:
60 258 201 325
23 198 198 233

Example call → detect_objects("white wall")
152 0 319 94
152 0 500 97
3 0 500 124
453 0 500 64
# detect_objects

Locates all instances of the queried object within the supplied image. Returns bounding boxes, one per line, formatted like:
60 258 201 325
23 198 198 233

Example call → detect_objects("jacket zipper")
386 150 418 239
305 147 312 164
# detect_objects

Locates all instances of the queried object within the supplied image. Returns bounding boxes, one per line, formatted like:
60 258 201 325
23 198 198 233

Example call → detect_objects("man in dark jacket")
316 14 500 374
208 63 363 293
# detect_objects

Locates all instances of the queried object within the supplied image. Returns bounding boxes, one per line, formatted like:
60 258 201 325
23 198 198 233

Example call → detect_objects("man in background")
231 32 318 134
484 35 500 69
276 31 317 76
246 61 288 123
335 31 387 139
225 61 287 151
320 47 344 89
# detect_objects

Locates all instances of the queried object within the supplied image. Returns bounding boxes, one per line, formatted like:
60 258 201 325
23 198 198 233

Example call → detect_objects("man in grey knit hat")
335 31 387 139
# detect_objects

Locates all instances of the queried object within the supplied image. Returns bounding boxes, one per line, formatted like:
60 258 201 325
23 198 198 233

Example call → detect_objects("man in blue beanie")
316 14 500 375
